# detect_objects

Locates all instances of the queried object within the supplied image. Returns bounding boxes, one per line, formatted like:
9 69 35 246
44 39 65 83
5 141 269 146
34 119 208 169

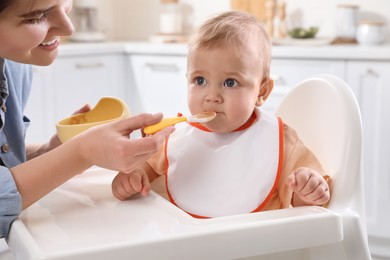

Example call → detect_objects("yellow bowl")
56 97 131 143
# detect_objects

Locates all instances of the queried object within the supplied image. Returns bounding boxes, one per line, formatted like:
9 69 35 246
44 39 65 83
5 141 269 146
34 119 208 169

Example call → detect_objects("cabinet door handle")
270 74 287 85
365 68 378 77
75 62 104 69
145 63 180 72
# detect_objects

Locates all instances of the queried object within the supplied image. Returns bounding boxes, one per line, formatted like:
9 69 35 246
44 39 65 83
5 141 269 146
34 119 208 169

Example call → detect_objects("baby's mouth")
39 38 58 46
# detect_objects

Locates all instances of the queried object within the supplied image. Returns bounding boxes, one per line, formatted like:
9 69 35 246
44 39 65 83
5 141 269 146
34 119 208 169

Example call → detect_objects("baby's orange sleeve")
147 142 167 177
262 124 331 211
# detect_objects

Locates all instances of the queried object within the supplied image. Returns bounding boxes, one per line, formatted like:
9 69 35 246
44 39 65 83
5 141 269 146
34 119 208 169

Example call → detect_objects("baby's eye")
224 78 237 88
195 76 206 86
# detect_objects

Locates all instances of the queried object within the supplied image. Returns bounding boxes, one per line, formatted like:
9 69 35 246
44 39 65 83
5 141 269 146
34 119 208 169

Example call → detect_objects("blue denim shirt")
0 58 32 238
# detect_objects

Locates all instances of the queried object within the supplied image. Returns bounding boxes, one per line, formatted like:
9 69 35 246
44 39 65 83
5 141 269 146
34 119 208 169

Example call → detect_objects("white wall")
94 0 390 41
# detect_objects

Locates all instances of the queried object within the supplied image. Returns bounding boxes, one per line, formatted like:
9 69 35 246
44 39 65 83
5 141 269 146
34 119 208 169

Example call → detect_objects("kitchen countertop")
59 40 390 61
59 41 188 56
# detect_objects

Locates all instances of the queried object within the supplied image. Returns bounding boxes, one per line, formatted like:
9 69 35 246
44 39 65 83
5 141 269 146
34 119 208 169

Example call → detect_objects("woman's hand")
74 113 174 174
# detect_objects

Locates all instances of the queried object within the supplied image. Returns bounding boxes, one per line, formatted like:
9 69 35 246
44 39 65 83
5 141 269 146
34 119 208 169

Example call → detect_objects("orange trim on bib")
249 116 284 213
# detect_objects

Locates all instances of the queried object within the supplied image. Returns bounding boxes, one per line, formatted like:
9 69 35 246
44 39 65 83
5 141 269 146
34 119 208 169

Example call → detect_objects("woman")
0 0 174 237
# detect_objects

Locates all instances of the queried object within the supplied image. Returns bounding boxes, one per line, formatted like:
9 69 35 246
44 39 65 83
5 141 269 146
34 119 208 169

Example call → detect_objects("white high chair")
273 74 371 260
7 75 371 260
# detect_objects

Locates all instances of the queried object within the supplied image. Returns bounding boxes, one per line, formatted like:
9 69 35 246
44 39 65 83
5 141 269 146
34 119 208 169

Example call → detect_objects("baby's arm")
286 167 330 207
112 162 158 201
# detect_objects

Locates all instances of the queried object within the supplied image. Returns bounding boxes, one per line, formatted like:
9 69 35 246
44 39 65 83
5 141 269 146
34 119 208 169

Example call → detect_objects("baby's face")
186 44 265 133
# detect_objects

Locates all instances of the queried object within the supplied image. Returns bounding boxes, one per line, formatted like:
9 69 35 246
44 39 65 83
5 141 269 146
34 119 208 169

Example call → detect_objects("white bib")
166 109 283 218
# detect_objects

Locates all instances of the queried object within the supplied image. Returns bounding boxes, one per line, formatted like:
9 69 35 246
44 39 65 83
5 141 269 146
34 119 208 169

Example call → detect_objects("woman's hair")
0 0 36 14
188 11 272 77
0 0 13 13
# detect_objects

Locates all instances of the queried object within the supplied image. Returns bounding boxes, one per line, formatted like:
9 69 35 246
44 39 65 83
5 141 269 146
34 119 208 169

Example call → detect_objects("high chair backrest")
275 74 365 215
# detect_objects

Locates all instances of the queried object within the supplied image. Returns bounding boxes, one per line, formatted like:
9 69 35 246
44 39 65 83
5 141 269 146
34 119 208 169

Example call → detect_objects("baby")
112 11 331 218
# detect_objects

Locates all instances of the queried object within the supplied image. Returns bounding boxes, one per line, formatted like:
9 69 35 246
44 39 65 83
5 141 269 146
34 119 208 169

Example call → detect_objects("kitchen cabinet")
346 61 390 258
127 54 188 116
267 59 346 112
25 65 54 143
52 55 126 120
26 53 126 143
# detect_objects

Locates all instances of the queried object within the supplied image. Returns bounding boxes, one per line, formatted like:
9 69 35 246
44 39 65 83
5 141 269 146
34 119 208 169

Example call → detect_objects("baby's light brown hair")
188 11 272 78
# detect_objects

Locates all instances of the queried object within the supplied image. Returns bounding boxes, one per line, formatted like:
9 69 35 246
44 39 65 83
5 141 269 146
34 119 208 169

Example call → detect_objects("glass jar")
335 4 359 40
159 0 183 35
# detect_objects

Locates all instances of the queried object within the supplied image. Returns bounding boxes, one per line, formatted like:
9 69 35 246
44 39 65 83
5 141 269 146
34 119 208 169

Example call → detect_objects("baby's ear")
256 77 274 106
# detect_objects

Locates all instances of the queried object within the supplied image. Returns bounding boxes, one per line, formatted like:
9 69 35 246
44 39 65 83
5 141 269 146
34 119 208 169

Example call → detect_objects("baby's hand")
112 169 151 201
286 167 330 206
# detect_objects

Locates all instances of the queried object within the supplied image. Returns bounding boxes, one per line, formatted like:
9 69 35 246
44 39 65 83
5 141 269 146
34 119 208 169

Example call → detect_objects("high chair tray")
7 168 343 260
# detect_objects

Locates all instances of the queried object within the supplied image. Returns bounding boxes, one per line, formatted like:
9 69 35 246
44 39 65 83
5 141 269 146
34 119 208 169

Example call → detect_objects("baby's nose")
206 94 222 103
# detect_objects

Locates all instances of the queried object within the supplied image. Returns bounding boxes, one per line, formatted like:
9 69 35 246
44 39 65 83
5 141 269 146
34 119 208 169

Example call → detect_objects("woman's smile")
40 37 59 46
38 37 60 51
